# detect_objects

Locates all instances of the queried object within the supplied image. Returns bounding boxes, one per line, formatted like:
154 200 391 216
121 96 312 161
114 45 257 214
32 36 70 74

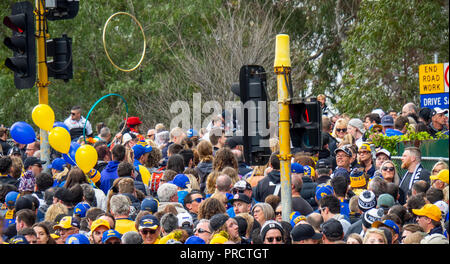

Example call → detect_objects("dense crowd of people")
0 98 448 244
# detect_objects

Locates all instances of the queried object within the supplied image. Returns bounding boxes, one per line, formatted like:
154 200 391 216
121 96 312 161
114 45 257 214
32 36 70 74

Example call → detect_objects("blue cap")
141 197 159 213
5 191 20 207
372 219 400 234
187 129 198 138
303 165 315 177
315 184 334 201
185 236 205 244
132 144 152 159
9 235 29 244
291 163 304 174
48 158 66 171
73 202 91 218
66 234 90 244
138 214 160 230
169 174 190 189
380 115 394 127
289 211 306 227
102 229 122 243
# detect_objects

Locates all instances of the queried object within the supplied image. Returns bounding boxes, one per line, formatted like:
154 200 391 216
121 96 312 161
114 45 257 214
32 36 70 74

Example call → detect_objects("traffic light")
232 65 271 165
3 1 36 89
289 98 322 152
46 0 80 21
46 34 73 81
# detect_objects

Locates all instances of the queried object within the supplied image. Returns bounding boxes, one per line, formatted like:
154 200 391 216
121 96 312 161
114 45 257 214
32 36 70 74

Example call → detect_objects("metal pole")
274 34 292 222
35 0 51 169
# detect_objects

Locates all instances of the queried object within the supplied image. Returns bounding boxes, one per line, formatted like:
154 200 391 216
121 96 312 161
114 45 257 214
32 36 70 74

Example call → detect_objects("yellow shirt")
139 165 151 188
115 218 137 234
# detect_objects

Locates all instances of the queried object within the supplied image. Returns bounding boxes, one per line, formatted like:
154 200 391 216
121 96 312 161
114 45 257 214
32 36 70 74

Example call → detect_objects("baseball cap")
233 180 252 192
139 214 159 230
372 219 400 234
291 163 304 174
5 191 20 207
177 212 194 228
23 156 45 169
225 136 243 149
334 145 352 157
169 174 190 189
290 224 322 242
102 229 122 243
358 143 372 152
53 216 80 230
377 193 395 209
73 202 91 218
90 218 111 232
303 165 315 178
185 236 206 244
380 115 394 127
66 234 90 244
430 169 449 184
432 107 449 116
376 149 391 159
209 213 230 232
316 159 332 170
315 184 333 202
412 204 442 222
228 193 251 205
140 197 159 213
47 158 66 171
132 144 152 159
187 129 199 138
321 219 343 239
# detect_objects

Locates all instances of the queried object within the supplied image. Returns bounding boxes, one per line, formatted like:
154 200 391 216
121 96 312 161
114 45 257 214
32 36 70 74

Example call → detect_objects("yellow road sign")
419 63 444 94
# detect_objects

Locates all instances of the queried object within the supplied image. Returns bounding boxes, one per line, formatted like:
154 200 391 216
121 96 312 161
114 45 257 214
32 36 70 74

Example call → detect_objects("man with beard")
398 147 430 205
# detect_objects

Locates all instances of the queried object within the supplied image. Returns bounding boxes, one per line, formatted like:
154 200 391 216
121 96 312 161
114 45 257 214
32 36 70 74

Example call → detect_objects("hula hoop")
83 93 129 146
102 11 146 72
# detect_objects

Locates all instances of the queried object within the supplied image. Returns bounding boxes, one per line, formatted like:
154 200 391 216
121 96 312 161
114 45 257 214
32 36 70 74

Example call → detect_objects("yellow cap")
359 143 372 152
274 34 291 68
91 218 111 232
412 204 442 222
430 169 449 184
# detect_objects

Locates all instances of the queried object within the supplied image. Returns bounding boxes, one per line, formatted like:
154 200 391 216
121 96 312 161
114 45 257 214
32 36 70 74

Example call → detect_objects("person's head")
346 233 363 244
197 140 214 162
332 118 349 139
380 160 398 184
111 144 126 162
348 118 365 139
157 183 178 203
400 223 424 243
167 154 185 174
401 147 421 170
121 231 143 244
160 213 179 235
138 214 161 244
229 193 252 215
90 218 110 244
117 161 135 178
401 102 417 117
53 216 80 242
394 115 409 132
430 168 449 190
363 228 388 244
184 190 204 214
194 219 212 243
23 156 44 176
32 222 55 244
318 195 341 221
412 204 442 233
197 197 226 220
252 203 275 227
431 107 449 129
330 174 349 198
70 106 82 121
317 94 326 106
109 194 131 217
209 127 226 147
357 143 373 165
15 208 36 232
260 220 285 244
321 219 344 243
212 147 238 171
367 176 387 198
170 127 186 145
431 160 449 176
290 223 322 244
334 145 352 170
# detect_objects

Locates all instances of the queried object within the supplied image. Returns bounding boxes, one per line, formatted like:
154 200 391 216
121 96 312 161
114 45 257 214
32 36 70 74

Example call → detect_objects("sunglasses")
70 112 77 116
275 211 282 216
336 128 347 133
194 228 211 234
382 167 395 172
232 189 245 195
358 151 370 155
141 229 157 235
266 236 282 243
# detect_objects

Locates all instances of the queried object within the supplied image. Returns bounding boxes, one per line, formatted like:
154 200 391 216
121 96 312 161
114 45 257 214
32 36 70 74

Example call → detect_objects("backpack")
148 166 165 196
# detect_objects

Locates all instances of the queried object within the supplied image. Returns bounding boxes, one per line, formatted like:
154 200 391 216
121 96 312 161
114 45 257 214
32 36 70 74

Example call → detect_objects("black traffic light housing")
3 1 36 89
46 34 73 81
289 98 322 152
232 65 271 166
46 0 80 21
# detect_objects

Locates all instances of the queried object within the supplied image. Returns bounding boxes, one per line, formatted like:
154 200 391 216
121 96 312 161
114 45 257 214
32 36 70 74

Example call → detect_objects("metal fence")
391 156 449 180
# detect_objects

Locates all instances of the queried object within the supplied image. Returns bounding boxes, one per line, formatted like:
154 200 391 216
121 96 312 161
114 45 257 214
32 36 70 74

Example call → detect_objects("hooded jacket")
100 160 120 194
253 170 281 202
195 161 213 193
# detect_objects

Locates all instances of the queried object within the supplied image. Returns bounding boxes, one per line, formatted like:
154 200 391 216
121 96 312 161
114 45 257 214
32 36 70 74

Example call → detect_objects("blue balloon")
10 122 36 144
53 121 69 132
63 142 80 165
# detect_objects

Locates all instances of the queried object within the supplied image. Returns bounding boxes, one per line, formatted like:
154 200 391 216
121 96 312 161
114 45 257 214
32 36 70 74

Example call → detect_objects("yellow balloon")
75 144 98 173
32 104 55 131
48 127 71 154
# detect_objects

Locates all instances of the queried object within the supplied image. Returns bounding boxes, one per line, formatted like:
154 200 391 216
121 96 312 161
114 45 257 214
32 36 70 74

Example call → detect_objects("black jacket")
300 176 318 210
195 161 213 193
253 170 281 202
